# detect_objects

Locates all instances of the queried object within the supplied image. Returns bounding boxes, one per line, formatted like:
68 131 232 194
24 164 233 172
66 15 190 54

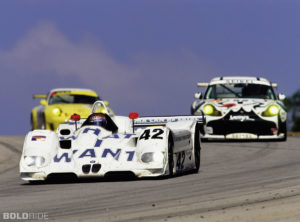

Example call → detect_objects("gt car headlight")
24 156 46 167
141 152 164 163
203 104 221 116
52 108 62 116
203 104 214 115
262 105 279 116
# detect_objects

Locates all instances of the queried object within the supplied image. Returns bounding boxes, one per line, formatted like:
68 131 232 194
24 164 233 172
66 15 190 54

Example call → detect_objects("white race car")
20 101 203 182
191 76 287 141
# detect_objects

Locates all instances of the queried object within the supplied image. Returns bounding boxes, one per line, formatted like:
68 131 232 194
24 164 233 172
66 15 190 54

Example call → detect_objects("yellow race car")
31 88 114 131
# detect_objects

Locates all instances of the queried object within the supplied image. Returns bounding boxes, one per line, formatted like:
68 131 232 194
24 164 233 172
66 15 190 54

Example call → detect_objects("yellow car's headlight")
203 104 221 116
52 108 62 116
262 105 279 116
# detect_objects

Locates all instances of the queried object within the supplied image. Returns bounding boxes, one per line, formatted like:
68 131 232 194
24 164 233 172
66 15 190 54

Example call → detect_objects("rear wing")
33 94 47 99
134 115 204 127
197 82 209 87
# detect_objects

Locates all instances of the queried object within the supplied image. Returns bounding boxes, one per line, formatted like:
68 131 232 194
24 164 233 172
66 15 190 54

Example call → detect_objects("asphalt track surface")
1 136 300 222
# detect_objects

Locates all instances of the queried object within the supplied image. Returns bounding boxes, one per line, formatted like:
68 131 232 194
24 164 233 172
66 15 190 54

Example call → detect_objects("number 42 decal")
139 128 164 140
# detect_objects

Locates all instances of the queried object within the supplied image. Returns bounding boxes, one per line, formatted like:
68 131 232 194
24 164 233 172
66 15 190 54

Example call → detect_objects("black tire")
41 113 46 129
30 113 34 130
192 124 201 173
278 121 287 142
168 135 174 177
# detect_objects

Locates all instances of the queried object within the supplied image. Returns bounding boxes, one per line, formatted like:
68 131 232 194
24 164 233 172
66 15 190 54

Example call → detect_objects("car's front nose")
206 109 278 136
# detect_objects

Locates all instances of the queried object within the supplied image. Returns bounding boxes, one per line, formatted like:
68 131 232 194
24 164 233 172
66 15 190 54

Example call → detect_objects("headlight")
35 156 46 167
24 156 36 166
141 152 164 163
262 105 279 116
152 152 164 162
52 108 61 116
203 104 221 116
24 156 46 167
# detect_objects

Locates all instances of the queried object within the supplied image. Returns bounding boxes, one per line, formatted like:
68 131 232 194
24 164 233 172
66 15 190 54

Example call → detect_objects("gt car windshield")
48 93 99 105
204 84 276 100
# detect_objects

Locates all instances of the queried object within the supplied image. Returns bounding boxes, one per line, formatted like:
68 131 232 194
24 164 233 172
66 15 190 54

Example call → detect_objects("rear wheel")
167 136 174 177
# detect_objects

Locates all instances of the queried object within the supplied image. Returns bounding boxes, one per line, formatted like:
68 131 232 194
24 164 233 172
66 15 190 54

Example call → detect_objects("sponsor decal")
226 133 258 139
222 103 236 108
51 91 71 97
229 115 254 122
135 116 202 125
102 148 121 160
54 148 135 162
31 136 46 141
225 79 255 84
176 151 186 171
79 149 96 158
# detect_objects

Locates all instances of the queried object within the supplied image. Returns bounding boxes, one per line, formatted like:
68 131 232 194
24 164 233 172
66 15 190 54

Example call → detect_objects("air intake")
59 140 72 149
82 164 91 174
92 164 101 173
60 129 71 135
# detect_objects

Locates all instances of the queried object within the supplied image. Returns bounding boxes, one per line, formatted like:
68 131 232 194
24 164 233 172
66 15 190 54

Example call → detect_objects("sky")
0 0 300 135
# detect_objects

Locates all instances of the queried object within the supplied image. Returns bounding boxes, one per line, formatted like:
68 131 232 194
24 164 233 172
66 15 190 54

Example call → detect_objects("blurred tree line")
284 89 300 131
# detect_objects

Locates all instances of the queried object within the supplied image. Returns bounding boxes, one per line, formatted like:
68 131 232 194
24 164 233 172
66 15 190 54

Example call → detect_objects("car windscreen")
204 83 276 99
48 93 99 105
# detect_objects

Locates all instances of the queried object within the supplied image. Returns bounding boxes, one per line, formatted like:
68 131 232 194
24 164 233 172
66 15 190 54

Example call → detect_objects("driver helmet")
89 113 107 127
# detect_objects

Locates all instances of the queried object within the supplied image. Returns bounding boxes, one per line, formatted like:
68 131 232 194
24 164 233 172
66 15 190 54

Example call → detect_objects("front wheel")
192 124 201 173
278 121 287 142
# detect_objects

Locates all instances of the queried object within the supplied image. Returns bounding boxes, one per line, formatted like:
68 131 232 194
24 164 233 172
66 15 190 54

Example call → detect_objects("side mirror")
271 83 278 88
278 93 286 101
194 92 202 99
40 100 47 106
